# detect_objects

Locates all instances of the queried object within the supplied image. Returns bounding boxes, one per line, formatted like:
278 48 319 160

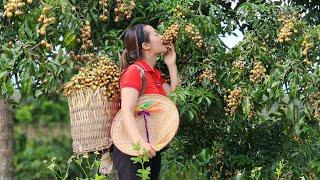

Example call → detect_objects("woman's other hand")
164 43 176 66
142 142 156 158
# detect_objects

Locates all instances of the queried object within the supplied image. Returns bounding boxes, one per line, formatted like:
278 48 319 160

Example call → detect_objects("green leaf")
64 31 76 48
242 96 250 117
0 71 7 79
188 110 195 120
22 77 32 96
270 102 279 114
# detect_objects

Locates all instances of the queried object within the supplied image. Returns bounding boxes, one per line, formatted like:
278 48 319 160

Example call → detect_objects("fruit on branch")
196 68 218 86
232 58 246 70
37 5 56 36
185 24 203 48
310 92 320 119
162 24 180 45
224 87 243 116
173 5 186 19
79 21 93 51
249 61 266 83
114 0 136 22
4 0 27 18
40 39 53 51
99 0 109 21
277 12 298 43
301 34 313 65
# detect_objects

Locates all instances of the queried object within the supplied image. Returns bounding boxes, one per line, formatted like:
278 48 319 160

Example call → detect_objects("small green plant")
250 167 262 180
274 159 286 179
130 143 151 180
48 152 115 179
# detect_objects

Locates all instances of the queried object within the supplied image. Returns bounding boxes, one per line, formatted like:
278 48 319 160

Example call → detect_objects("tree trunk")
0 99 13 180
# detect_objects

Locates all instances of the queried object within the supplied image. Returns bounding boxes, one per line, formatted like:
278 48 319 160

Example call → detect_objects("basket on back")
64 55 120 154
67 88 119 154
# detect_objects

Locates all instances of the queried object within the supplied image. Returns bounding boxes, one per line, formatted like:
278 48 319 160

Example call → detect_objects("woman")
112 24 179 179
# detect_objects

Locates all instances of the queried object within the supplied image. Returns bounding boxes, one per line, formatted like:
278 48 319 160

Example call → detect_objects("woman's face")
143 25 167 54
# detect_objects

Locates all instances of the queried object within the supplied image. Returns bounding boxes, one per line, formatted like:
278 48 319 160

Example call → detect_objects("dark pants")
111 145 161 180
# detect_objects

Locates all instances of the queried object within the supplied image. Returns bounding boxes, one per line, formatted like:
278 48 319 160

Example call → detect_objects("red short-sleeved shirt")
120 59 166 96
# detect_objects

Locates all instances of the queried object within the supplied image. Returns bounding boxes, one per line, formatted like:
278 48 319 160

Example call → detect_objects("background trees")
1 0 320 179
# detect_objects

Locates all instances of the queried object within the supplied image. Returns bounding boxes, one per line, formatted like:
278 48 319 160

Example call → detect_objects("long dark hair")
120 24 150 71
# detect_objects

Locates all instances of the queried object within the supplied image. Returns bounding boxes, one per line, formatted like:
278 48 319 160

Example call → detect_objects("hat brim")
111 94 179 156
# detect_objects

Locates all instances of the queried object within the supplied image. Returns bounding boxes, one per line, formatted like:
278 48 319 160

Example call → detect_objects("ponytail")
120 49 129 71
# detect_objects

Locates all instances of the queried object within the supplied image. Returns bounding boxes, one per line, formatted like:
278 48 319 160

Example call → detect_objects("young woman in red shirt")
112 24 179 179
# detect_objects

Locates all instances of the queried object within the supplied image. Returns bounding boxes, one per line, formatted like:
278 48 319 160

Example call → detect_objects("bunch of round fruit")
245 97 254 118
277 12 298 43
301 34 313 65
99 0 109 21
63 56 120 101
310 92 320 119
185 24 203 48
114 0 136 22
232 58 246 70
3 0 32 18
173 5 186 19
224 87 243 116
40 39 53 51
38 6 56 36
162 24 180 45
249 61 266 83
77 21 93 51
196 68 218 85
69 51 95 62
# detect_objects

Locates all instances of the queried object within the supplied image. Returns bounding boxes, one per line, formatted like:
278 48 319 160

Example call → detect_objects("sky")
220 28 244 49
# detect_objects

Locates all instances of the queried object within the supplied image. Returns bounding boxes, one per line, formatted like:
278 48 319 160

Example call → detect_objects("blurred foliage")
13 97 71 179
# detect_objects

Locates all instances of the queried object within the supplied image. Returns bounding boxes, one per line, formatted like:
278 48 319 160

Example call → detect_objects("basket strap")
132 64 147 96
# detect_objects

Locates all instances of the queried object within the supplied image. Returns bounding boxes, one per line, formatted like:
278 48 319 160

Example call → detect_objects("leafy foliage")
1 0 320 179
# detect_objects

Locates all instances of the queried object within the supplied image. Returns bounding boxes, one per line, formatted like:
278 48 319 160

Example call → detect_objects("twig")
31 42 41 50
198 1 203 16
118 21 136 40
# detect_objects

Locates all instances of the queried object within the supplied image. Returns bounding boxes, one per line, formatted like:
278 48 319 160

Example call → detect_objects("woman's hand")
164 43 176 66
142 142 156 158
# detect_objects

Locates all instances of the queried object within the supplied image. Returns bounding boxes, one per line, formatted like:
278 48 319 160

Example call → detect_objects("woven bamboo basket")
67 88 120 154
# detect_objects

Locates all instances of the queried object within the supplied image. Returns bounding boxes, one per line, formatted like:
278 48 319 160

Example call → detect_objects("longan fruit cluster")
249 61 266 83
182 53 191 63
310 92 320 119
301 34 313 65
162 24 180 45
114 0 136 22
196 68 218 85
63 56 120 101
69 51 95 62
232 59 246 70
8 41 14 48
3 0 32 18
77 21 93 51
224 87 243 116
185 24 203 48
204 43 215 52
37 6 56 36
248 108 254 118
215 146 224 165
173 5 185 19
246 97 254 118
277 12 298 43
40 39 53 51
99 0 109 21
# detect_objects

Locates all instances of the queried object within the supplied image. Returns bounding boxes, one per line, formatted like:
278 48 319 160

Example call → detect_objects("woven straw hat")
111 94 179 156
